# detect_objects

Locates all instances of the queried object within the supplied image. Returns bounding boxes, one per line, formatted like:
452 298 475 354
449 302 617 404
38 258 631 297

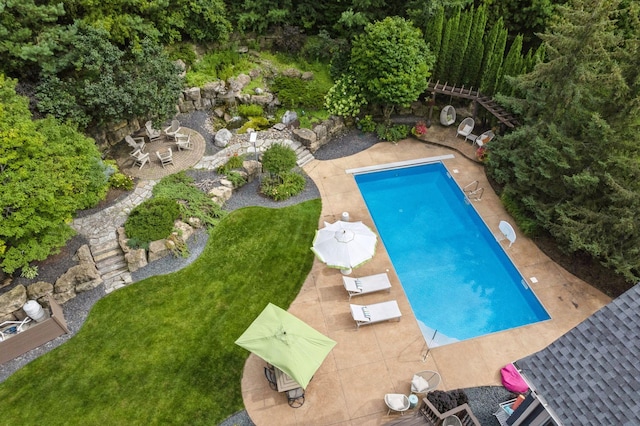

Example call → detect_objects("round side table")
408 394 419 409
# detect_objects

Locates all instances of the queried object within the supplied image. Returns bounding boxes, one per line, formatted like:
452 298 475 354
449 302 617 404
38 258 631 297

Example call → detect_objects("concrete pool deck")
241 134 611 425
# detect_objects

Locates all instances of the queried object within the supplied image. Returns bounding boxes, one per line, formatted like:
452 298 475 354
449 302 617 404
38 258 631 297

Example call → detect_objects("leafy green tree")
36 25 182 129
486 0 640 283
0 75 108 274
486 0 556 48
350 17 435 121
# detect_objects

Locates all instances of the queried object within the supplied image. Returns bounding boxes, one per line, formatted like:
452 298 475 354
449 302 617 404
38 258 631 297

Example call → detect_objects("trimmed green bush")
270 76 326 110
108 172 134 191
217 154 245 174
357 115 376 133
124 198 180 243
375 123 410 142
237 116 270 133
262 144 297 175
226 171 247 188
261 172 306 201
237 104 264 118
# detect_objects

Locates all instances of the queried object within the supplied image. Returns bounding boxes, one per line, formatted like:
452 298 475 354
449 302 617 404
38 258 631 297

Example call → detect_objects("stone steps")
89 235 130 294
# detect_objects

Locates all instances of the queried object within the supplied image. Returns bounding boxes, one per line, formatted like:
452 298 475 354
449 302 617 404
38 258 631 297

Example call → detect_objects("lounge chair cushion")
462 125 472 134
387 394 406 411
501 364 529 393
411 374 431 393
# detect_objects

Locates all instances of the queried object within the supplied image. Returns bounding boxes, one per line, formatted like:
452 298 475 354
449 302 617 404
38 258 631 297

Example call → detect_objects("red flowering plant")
476 146 487 162
411 121 428 137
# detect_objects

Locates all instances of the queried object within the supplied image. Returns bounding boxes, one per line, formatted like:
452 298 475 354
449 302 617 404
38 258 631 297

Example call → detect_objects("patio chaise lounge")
342 272 392 300
350 300 402 328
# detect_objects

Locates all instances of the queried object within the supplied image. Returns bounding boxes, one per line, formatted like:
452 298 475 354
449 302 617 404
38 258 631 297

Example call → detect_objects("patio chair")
349 300 402 328
130 149 150 169
125 135 146 152
145 120 163 143
456 117 475 140
156 148 174 168
410 370 441 396
440 105 456 126
343 272 392 300
164 119 181 141
474 130 495 148
498 221 516 247
175 133 193 151
286 387 305 408
264 366 277 391
384 393 410 415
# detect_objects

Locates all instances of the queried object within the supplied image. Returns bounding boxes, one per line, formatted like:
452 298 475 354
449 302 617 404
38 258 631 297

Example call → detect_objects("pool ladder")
463 181 484 201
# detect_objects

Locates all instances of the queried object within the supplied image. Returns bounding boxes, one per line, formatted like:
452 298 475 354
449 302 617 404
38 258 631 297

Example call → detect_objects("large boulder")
251 93 274 106
281 68 302 78
202 80 226 98
292 128 317 150
125 249 148 273
75 244 94 264
56 263 102 294
243 160 262 182
301 71 314 80
27 281 54 301
184 87 201 102
208 186 233 205
214 129 233 147
148 240 171 262
173 220 195 243
0 284 27 316
117 227 130 253
282 110 298 126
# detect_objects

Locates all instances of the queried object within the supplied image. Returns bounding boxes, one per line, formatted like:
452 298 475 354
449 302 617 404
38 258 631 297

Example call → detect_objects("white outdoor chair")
342 272 392 300
350 300 402 328
474 130 495 148
125 135 146 152
164 119 181 141
156 148 174 168
175 133 193 151
145 120 163 143
385 393 410 415
130 149 150 169
499 220 517 247
410 370 441 396
440 105 456 126
456 117 475 140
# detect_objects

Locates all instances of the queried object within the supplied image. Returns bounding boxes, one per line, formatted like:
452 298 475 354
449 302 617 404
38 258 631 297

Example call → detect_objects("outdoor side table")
408 394 419 409
466 133 478 144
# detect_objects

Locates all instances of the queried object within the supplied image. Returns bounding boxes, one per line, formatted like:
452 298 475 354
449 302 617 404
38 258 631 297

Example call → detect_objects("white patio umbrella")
311 220 377 274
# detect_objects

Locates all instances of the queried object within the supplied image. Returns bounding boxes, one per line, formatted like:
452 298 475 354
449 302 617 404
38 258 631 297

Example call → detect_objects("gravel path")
0 119 513 425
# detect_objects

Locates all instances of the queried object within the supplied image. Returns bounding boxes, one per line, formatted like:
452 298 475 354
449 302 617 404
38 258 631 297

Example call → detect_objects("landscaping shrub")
262 144 297 175
185 49 252 87
217 154 245 174
151 172 226 227
226 171 247 188
108 171 134 191
357 115 376 133
375 123 410 142
237 104 264 118
427 389 469 414
261 172 306 201
324 74 366 118
124 198 180 244
270 75 326 110
237 116 270 133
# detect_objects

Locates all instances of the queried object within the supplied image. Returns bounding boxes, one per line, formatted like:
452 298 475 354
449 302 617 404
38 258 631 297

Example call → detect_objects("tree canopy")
349 16 434 119
486 0 640 283
0 75 108 274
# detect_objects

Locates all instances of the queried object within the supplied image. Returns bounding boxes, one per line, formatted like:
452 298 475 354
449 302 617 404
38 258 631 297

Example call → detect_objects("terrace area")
240 126 611 425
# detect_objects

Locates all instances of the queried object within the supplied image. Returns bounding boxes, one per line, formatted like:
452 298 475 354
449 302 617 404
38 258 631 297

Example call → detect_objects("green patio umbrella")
235 303 336 389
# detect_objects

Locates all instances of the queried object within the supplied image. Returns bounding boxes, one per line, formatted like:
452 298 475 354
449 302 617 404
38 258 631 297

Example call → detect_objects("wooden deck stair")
426 81 520 128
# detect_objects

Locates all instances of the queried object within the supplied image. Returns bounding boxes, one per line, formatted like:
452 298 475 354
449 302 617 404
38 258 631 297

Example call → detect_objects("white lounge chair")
499 221 516 247
456 117 475 140
130 149 150 169
125 135 146 152
385 393 410 415
175 133 193 151
410 370 441 395
343 272 392 300
474 130 495 148
350 300 401 328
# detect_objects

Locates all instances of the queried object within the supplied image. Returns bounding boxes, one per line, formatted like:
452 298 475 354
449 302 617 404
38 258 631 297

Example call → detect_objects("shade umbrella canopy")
311 220 378 270
235 303 336 389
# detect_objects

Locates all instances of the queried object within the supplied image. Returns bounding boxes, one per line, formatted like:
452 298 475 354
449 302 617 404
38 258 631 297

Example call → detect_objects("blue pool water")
354 162 550 346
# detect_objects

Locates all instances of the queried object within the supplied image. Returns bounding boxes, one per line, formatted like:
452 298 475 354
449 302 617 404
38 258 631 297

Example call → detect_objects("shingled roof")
516 283 640 425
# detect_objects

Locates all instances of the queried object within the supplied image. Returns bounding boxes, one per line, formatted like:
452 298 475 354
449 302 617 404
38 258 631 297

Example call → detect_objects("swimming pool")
354 162 550 347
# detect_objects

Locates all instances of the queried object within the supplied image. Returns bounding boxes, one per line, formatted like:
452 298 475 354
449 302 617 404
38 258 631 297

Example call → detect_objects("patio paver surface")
241 131 611 425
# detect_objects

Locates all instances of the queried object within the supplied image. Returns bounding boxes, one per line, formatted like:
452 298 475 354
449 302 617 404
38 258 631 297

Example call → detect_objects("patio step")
297 152 314 167
90 236 130 293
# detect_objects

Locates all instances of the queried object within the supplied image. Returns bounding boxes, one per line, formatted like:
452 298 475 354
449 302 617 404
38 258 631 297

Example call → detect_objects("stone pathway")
72 129 314 293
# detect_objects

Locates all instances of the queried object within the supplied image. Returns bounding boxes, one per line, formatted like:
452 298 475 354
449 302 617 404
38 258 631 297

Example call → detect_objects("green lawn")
0 200 321 425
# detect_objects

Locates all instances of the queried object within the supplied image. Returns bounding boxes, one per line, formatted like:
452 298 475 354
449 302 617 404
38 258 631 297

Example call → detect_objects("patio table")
275 366 301 392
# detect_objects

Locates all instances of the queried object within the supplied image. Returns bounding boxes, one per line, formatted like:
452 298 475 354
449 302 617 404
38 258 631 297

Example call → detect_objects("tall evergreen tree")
461 4 488 87
480 18 507 94
439 7 461 82
487 0 640 283
497 34 524 95
424 5 445 60
449 7 472 83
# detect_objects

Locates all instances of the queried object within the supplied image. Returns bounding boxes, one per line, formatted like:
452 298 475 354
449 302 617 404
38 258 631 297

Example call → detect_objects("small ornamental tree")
0 75 108 274
349 17 434 121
